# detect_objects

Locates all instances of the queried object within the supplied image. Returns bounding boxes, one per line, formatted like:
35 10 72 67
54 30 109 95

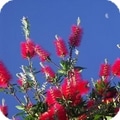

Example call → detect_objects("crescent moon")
105 13 109 19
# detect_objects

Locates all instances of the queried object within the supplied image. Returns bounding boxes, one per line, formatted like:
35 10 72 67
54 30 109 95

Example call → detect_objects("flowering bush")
0 17 120 120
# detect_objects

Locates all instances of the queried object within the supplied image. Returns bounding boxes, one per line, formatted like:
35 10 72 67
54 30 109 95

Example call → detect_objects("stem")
8 84 22 105
28 58 41 102
49 59 61 69
110 75 115 81
13 93 22 105
25 90 32 104
69 46 73 62
28 58 32 71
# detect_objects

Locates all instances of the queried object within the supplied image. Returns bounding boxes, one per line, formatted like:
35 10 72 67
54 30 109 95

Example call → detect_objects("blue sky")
0 0 120 118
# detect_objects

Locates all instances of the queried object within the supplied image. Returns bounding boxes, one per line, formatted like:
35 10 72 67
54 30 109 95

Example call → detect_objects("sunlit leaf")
16 105 24 110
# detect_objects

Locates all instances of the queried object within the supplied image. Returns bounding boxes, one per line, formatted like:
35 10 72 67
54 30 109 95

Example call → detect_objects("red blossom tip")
41 66 55 81
112 58 120 77
0 61 11 88
69 25 83 47
35 45 50 62
54 36 68 57
99 63 111 77
21 39 36 59
46 88 62 106
0 99 8 116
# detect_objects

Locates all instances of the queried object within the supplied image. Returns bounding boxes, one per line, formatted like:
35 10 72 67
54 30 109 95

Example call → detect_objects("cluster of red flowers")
94 60 119 104
0 17 120 120
20 24 83 60
40 70 89 120
21 39 50 62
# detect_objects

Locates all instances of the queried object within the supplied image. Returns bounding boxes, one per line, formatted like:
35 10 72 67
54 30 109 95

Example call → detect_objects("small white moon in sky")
105 13 109 19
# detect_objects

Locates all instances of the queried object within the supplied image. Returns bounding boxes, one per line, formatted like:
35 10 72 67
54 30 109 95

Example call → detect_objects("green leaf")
24 115 35 120
74 66 86 72
93 114 102 120
60 60 70 70
105 116 112 120
60 60 66 68
16 105 24 110
58 70 66 75
14 111 25 117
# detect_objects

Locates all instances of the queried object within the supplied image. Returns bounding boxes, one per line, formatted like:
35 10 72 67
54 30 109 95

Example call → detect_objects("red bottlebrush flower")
103 88 117 104
87 99 95 108
49 103 67 120
69 25 83 47
61 70 89 105
112 58 120 77
72 93 82 106
54 37 68 57
41 66 55 81
68 70 89 95
0 99 8 116
0 105 8 116
17 79 23 86
76 80 89 95
99 63 111 77
35 45 50 62
21 39 36 59
102 98 114 104
39 111 54 120
61 77 76 100
0 62 11 88
46 88 62 106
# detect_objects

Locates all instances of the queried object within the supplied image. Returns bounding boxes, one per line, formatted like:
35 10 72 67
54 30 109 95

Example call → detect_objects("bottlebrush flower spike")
69 17 83 47
0 61 11 88
54 35 68 57
61 70 89 105
39 111 53 120
61 77 75 100
76 80 89 95
46 88 62 106
21 39 36 59
99 59 111 77
49 103 67 120
0 99 8 116
87 99 95 108
112 58 120 77
35 45 50 62
40 63 55 81
69 69 89 95
17 79 23 86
